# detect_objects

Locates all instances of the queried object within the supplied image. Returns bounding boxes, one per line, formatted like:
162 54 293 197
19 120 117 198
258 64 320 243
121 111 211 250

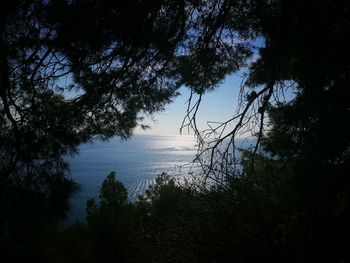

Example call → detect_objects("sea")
65 134 199 224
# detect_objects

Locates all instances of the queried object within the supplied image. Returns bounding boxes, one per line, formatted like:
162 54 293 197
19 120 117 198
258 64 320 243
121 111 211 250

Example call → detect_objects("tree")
0 0 182 178
0 1 254 259
178 0 350 260
0 0 255 179
1 0 349 261
183 0 350 184
86 172 131 263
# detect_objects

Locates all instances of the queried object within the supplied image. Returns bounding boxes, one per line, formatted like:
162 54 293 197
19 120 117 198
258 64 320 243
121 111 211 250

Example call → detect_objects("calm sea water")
65 134 198 224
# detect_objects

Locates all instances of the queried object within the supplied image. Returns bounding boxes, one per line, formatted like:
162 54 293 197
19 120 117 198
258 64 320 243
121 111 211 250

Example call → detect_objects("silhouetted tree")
178 1 350 261
1 0 254 178
1 0 350 261
86 172 131 262
0 1 249 258
0 1 255 256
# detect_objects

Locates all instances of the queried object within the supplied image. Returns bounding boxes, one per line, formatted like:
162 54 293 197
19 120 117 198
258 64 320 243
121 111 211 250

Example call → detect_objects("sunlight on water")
146 134 196 148
65 134 199 225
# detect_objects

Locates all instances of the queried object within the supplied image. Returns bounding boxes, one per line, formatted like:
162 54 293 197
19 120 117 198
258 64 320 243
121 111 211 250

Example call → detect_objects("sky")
61 70 247 137
135 37 268 137
60 38 266 137
135 72 244 136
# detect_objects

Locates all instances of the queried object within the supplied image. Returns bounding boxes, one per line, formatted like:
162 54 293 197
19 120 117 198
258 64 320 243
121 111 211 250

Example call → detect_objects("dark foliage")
0 1 253 259
45 168 304 263
0 0 349 262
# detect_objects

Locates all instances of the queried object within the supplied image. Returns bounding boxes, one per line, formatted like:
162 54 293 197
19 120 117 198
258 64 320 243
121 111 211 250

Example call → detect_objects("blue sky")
136 72 244 136
136 37 267 136
60 38 266 137
61 71 246 137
